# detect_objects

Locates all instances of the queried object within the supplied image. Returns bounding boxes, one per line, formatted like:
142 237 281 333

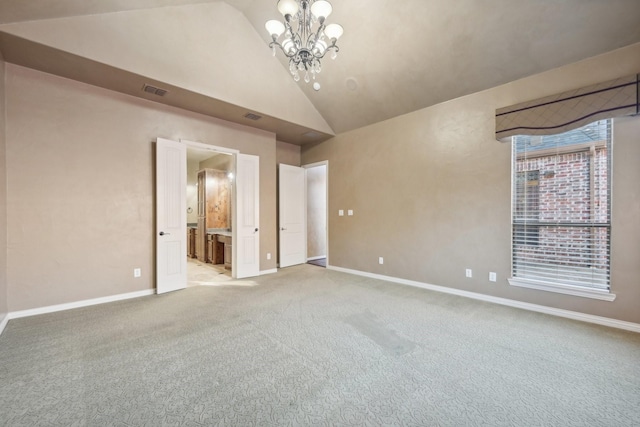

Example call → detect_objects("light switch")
348 210 354 216
339 210 344 216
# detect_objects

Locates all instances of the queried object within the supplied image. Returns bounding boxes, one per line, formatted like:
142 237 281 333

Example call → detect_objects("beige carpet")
1 264 639 426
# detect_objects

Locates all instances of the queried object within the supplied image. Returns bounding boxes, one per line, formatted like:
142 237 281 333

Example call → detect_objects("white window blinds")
511 120 611 292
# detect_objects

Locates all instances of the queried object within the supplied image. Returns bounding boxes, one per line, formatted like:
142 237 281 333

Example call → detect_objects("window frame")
508 121 616 301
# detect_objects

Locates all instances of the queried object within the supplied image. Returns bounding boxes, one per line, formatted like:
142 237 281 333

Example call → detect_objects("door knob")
281 227 287 231
254 228 259 233
159 231 170 236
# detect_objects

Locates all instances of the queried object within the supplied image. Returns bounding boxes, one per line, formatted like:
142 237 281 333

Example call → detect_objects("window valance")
495 74 639 141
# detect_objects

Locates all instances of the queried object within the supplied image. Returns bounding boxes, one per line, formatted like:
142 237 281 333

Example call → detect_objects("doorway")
186 147 234 286
156 138 260 293
304 162 328 268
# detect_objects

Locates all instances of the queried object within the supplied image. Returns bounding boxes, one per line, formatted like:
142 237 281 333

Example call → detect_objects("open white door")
155 138 187 294
234 153 260 279
279 164 306 268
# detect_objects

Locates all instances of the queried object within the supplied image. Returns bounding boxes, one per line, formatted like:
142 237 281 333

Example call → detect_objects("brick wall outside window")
515 147 609 271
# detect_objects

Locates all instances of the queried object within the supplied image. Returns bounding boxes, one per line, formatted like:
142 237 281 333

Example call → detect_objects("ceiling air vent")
142 84 168 97
244 113 262 121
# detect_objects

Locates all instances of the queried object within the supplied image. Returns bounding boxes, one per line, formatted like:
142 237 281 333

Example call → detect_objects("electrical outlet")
379 257 384 265
134 268 141 278
267 253 271 260
465 268 472 278
348 209 354 216
339 210 344 216
489 272 497 282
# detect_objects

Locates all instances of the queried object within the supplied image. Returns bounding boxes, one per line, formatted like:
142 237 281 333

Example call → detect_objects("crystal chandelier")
265 0 344 85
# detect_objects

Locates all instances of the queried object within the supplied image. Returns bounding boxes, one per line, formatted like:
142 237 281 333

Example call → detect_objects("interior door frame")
302 160 329 267
180 139 239 272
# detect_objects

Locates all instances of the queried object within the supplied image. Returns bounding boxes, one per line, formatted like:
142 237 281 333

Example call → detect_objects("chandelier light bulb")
324 23 344 41
310 1 332 21
277 0 299 17
265 20 285 38
313 39 327 56
282 38 295 55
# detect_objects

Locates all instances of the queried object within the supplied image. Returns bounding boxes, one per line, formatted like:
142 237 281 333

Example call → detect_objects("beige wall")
0 54 7 320
199 154 233 172
6 64 277 312
302 44 640 324
306 165 327 259
276 141 301 167
186 158 199 224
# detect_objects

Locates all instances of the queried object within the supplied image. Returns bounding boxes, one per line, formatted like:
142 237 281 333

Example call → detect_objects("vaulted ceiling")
1 0 639 144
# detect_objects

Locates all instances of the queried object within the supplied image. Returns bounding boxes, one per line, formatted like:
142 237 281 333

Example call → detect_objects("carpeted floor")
1 264 639 426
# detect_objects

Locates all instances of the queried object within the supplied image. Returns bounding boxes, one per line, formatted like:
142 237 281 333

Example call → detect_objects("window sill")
508 277 616 301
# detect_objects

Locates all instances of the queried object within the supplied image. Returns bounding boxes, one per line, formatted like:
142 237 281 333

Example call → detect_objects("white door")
234 153 260 279
279 164 307 268
155 138 187 294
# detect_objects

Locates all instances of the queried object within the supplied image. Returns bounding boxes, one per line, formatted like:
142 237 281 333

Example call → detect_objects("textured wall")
186 159 199 224
276 141 301 167
301 44 640 323
306 165 327 259
199 154 233 172
6 64 277 312
0 55 7 322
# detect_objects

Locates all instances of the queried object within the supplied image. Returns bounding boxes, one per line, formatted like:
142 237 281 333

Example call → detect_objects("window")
510 120 613 300
514 170 540 246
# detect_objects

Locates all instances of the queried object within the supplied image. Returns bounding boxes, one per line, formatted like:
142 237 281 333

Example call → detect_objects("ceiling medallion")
265 0 344 86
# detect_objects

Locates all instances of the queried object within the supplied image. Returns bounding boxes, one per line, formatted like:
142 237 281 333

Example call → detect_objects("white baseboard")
7 289 155 321
0 312 8 337
260 269 278 276
307 256 326 261
327 265 640 333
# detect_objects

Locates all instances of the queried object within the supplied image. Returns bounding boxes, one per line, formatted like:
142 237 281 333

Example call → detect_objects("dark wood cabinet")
187 228 197 258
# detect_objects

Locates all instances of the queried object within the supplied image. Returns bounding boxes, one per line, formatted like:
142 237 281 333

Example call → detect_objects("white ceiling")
1 0 639 142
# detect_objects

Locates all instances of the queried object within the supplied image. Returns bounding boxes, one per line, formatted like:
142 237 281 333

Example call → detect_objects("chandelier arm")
269 40 298 59
310 22 326 51
282 18 304 52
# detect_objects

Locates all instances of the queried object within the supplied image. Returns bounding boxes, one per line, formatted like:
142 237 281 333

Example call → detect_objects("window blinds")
512 120 611 291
